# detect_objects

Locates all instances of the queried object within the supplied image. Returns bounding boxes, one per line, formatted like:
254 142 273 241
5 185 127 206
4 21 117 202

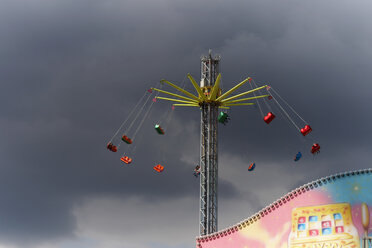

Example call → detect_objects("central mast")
151 51 268 237
199 50 220 235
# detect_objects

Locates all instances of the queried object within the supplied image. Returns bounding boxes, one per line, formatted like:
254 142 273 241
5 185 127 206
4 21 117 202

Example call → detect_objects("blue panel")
333 213 342 220
298 224 306 231
309 216 318 222
322 228 332 235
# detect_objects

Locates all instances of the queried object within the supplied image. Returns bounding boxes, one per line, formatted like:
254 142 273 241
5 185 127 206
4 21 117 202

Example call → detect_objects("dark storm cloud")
0 0 372 246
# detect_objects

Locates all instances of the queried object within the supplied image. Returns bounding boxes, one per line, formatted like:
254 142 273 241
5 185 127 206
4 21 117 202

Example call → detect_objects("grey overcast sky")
1 0 372 247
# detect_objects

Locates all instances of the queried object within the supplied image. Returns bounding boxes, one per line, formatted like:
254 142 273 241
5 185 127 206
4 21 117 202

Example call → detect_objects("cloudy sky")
1 0 372 247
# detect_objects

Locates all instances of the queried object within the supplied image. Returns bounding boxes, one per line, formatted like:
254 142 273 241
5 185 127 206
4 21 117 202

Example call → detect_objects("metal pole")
199 50 220 235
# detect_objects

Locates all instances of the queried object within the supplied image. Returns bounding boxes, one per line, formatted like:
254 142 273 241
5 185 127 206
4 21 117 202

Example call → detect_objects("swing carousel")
106 50 320 235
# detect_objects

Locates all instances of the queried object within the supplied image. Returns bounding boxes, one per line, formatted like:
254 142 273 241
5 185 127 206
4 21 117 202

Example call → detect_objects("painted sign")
196 169 372 248
289 203 359 247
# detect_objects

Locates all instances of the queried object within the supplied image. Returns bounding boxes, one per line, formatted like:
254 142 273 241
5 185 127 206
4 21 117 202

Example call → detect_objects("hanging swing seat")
106 142 118 152
193 165 201 177
218 112 230 124
154 124 165 135
301 125 312 136
294 152 302 161
120 156 132 164
122 135 132 144
153 164 164 173
264 112 275 124
311 143 320 154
